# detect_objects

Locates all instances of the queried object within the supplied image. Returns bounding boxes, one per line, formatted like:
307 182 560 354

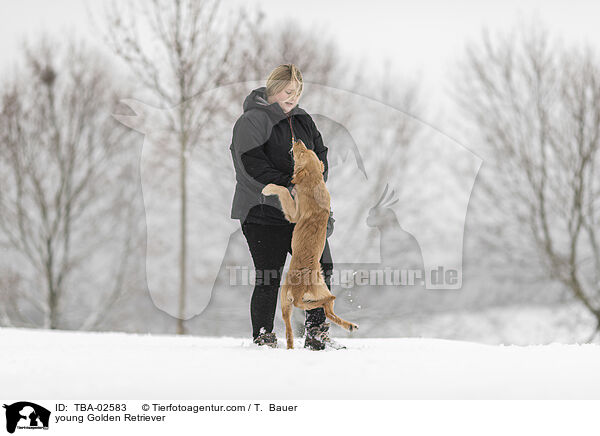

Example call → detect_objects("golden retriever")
262 139 358 349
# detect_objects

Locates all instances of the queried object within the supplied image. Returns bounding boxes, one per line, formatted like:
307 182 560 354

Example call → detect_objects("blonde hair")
266 64 303 98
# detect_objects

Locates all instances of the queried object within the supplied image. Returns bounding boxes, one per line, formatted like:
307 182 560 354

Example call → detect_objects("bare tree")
100 0 254 334
454 24 600 340
240 15 346 87
0 36 140 330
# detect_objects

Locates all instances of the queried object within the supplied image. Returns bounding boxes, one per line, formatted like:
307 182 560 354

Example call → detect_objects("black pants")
241 221 333 339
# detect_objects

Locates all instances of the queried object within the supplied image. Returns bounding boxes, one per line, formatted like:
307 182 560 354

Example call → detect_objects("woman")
230 64 341 350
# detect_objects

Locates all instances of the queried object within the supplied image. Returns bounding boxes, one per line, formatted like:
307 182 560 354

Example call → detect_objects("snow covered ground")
2 327 600 399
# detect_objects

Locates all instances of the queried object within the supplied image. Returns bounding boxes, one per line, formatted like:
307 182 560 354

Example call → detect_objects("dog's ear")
292 168 306 184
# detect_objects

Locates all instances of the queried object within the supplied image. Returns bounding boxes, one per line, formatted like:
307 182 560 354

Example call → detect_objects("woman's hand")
326 210 335 238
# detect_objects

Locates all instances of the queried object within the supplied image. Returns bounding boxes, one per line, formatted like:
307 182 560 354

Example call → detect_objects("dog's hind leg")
322 299 359 332
303 294 335 310
281 288 295 349
304 290 359 332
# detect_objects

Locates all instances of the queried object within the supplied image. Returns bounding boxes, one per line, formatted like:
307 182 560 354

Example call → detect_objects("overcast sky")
1 0 599 106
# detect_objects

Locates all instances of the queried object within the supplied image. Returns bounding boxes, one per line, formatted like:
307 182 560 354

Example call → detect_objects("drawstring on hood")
243 86 300 154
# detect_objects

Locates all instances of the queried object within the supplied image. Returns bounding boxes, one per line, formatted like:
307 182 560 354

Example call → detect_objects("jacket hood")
243 86 304 118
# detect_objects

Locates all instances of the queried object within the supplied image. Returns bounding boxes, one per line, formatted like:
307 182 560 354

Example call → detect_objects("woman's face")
268 82 301 114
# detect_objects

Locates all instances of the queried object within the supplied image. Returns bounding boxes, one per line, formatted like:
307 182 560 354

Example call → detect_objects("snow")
2 327 600 399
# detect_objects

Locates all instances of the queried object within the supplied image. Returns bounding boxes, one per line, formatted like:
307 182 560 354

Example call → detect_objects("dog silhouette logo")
3 402 50 433
113 80 481 320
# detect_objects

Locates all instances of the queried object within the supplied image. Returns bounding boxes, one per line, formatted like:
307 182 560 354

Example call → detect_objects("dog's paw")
348 323 359 332
262 184 279 196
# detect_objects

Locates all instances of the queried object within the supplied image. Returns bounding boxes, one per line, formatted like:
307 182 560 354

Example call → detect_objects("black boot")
253 328 277 348
304 322 346 350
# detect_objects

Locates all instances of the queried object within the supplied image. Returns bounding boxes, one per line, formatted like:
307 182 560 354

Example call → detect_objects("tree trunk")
177 139 187 335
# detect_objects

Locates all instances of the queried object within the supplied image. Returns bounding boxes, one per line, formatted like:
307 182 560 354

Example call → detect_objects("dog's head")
291 140 325 184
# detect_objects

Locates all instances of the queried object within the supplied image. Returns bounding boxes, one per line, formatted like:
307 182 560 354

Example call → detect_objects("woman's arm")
232 115 293 189
241 147 292 187
310 119 329 182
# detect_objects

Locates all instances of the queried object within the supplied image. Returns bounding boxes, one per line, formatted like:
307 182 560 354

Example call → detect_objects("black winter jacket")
230 87 329 225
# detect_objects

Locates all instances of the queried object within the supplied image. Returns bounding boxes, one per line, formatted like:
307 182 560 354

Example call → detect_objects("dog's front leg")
262 184 299 223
